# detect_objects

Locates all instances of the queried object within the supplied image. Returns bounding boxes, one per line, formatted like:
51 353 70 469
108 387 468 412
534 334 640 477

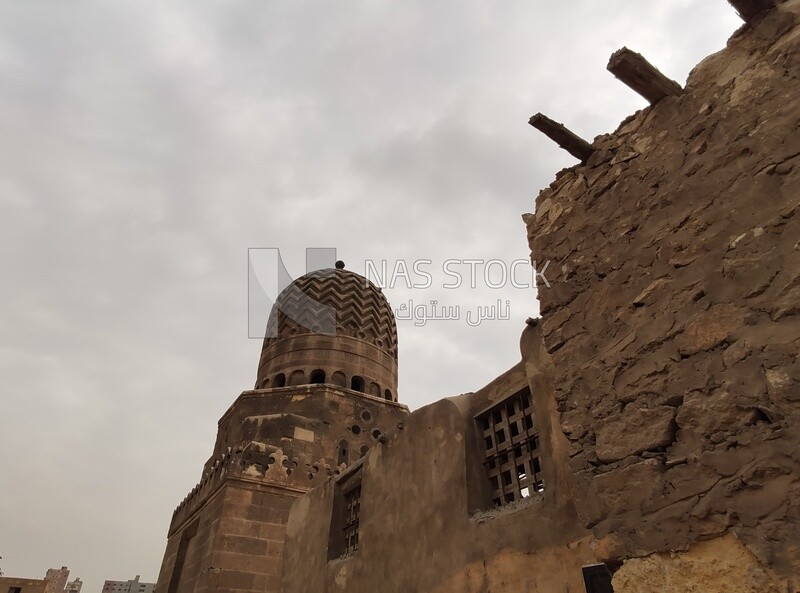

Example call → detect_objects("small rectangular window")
475 387 544 506
327 466 364 560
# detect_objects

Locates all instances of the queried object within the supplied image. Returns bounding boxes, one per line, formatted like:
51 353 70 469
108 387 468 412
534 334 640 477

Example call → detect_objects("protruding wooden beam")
607 47 683 105
528 113 593 162
728 0 775 21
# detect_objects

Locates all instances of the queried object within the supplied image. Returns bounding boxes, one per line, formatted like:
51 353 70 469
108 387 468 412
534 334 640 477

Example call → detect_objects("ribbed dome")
264 268 397 358
255 268 399 401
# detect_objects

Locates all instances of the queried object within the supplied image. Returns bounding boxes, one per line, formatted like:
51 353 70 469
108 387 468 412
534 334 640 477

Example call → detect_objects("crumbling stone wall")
525 1 800 585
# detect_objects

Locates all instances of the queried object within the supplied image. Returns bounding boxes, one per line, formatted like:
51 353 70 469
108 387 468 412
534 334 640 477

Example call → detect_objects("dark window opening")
582 564 614 593
384 389 393 401
506 400 516 417
273 373 286 388
10 588 23 593
351 376 365 392
475 387 544 507
310 369 326 384
337 439 349 467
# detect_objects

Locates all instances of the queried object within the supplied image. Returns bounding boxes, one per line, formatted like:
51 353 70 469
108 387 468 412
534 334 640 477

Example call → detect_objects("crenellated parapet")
169 440 347 534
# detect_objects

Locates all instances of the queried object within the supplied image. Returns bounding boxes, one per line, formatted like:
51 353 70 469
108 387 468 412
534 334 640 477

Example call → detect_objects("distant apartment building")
101 576 154 593
43 568 69 593
64 578 82 593
0 566 79 593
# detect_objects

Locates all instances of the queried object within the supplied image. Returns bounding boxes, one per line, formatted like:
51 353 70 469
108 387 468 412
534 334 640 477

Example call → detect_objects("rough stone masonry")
525 0 800 585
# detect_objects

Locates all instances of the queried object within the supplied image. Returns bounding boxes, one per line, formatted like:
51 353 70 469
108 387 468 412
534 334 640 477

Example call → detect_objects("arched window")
310 369 326 384
289 370 305 386
273 373 286 388
384 389 393 401
331 371 347 387
337 439 349 467
350 376 365 392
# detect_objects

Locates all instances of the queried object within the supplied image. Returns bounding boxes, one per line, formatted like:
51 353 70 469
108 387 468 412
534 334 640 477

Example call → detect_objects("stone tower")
154 265 409 593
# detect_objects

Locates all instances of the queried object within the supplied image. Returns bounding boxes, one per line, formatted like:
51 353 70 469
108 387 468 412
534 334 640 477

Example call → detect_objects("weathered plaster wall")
525 1 800 586
283 361 605 593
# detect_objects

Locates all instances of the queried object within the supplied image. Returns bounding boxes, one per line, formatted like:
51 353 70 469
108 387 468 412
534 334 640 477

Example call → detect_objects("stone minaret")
155 264 408 593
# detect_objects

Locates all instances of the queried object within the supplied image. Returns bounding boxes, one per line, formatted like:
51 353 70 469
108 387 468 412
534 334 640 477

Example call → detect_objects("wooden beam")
607 47 683 105
528 113 593 162
728 0 775 20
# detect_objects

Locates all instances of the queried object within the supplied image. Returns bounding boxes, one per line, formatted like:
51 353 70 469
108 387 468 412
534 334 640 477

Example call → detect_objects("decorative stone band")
169 441 344 535
256 333 398 398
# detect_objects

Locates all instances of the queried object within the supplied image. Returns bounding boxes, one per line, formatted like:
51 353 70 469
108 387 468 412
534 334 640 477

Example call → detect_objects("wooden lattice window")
328 468 363 560
476 387 544 506
342 483 361 555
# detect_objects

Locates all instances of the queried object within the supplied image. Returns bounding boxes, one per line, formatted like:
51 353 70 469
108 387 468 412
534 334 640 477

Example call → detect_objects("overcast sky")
0 2 741 591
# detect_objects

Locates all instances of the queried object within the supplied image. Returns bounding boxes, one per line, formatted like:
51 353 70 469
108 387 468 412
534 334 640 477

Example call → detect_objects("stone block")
215 569 255 591
674 303 746 356
220 534 269 556
675 389 758 436
596 405 676 462
593 459 664 516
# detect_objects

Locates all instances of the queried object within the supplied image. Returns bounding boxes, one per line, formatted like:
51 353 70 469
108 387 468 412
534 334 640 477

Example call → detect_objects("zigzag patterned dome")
255 267 399 402
265 268 397 358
